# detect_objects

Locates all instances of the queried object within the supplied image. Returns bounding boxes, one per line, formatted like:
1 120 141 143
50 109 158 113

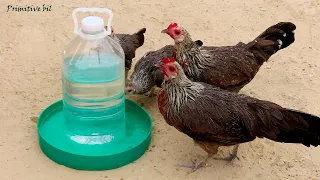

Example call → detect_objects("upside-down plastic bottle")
62 8 126 144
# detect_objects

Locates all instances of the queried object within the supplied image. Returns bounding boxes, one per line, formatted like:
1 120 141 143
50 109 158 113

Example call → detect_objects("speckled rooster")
161 22 296 92
157 57 320 173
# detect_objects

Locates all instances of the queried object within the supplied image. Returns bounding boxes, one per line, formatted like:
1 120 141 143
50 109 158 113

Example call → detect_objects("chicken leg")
175 142 219 173
213 145 240 162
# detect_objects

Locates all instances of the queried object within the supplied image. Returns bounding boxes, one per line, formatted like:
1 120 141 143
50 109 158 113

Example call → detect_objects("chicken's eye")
169 66 175 72
174 31 180 35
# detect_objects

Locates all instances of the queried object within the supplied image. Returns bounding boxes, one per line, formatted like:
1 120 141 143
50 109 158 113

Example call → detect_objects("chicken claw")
213 145 240 162
175 155 211 173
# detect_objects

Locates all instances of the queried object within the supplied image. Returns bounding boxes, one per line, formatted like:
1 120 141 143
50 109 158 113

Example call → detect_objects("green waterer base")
37 99 152 170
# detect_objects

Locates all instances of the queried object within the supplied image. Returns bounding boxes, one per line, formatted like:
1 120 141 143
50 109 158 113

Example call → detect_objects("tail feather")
247 22 296 63
276 109 320 147
133 28 146 48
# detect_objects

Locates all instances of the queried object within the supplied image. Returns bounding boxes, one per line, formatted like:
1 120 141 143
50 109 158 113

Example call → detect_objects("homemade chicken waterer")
37 8 152 170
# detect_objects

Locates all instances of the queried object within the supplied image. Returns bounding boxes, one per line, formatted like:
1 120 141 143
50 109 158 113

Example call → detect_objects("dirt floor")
1 0 320 179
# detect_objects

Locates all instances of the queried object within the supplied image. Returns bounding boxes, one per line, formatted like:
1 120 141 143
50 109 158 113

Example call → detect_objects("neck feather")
163 71 204 112
176 42 212 80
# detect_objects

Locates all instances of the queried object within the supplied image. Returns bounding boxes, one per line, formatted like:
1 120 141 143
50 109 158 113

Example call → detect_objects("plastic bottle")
62 8 126 144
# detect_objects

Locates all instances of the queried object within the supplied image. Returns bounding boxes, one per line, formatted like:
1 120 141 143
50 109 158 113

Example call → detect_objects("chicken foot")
174 145 239 173
175 145 239 173
175 154 212 173
213 144 240 162
175 142 219 173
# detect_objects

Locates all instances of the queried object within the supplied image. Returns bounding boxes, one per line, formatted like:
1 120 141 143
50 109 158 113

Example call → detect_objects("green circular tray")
37 98 152 170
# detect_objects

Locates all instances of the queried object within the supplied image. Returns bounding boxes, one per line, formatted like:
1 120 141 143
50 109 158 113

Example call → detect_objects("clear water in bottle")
63 54 126 142
62 13 126 144
63 54 125 109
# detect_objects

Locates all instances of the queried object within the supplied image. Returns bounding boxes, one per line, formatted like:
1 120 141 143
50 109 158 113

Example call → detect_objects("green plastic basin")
37 98 152 170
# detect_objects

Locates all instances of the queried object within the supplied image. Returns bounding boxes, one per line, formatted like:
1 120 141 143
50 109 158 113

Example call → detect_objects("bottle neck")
78 28 108 40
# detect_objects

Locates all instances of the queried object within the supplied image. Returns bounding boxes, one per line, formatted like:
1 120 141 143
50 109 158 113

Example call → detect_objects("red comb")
162 57 176 64
168 22 178 29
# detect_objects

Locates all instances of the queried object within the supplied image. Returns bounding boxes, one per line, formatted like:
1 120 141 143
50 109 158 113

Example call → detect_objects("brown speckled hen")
106 26 146 79
157 58 320 173
125 40 203 97
161 22 296 92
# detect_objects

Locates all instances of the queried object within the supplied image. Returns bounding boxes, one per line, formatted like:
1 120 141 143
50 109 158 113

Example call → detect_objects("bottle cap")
81 16 104 34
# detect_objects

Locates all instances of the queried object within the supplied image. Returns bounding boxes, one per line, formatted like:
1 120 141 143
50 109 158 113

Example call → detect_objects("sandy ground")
1 0 320 179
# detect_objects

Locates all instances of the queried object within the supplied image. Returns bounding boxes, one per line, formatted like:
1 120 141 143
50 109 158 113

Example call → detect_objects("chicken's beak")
125 86 135 94
161 29 169 34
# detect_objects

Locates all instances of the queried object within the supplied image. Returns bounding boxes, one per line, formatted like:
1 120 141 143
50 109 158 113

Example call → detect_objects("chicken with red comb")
157 57 320 173
161 22 296 93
